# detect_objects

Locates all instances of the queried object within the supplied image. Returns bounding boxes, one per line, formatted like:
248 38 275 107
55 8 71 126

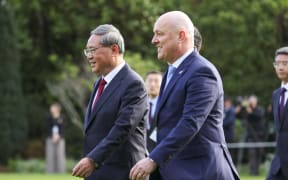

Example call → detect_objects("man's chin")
92 68 99 75
157 55 164 61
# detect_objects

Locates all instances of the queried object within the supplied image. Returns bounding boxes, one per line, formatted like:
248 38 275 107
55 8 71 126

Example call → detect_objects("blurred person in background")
267 46 288 180
223 96 236 143
246 95 265 175
194 26 202 52
266 104 275 141
46 102 66 173
145 71 162 180
145 71 162 153
223 96 237 162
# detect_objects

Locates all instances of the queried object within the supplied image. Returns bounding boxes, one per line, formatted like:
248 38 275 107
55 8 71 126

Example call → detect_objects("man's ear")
178 30 186 42
111 44 120 56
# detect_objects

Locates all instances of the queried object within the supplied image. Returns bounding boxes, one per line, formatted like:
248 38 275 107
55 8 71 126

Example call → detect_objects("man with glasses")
267 46 288 180
72 24 148 180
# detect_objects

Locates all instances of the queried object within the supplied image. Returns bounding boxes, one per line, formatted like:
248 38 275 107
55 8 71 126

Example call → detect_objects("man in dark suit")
223 96 236 143
267 46 288 180
145 71 162 153
130 11 239 180
145 71 162 180
246 95 265 175
72 24 148 180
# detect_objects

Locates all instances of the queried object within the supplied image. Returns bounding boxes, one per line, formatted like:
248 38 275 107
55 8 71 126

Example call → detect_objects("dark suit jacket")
223 106 236 143
147 100 158 153
83 64 148 180
267 88 288 179
149 50 239 180
246 106 265 141
47 114 65 138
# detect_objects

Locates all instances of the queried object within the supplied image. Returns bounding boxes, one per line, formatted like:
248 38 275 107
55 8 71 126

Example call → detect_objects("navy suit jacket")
83 64 148 180
223 106 236 143
149 50 239 180
267 88 288 179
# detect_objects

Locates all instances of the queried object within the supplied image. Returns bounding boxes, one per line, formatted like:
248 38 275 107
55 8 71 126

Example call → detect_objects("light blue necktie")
164 65 176 89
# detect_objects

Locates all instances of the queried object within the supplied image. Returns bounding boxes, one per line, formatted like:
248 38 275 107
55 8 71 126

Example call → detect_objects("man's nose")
151 36 158 44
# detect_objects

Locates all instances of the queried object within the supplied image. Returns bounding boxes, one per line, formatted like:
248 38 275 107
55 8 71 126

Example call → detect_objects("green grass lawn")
241 175 265 180
0 173 80 180
0 173 265 180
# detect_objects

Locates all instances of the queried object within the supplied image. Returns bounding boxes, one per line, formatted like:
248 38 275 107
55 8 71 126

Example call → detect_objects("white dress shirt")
92 61 125 106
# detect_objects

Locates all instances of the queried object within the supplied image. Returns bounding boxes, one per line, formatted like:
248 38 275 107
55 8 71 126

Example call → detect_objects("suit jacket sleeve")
86 79 147 165
150 66 219 166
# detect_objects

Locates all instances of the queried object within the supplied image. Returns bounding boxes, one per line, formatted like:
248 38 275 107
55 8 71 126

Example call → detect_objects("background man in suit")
267 46 288 180
72 24 148 180
145 71 162 180
223 96 236 144
145 71 162 153
246 95 265 175
130 11 239 180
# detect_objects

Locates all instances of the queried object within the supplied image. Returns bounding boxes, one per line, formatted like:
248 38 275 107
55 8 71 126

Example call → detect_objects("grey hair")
91 24 125 54
275 46 288 57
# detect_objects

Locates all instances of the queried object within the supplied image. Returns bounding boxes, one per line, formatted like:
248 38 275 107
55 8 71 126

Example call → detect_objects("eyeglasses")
273 61 288 68
83 47 104 57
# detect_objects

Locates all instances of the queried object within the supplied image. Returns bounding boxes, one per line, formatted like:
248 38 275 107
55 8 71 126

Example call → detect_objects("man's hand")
129 157 157 180
72 157 95 178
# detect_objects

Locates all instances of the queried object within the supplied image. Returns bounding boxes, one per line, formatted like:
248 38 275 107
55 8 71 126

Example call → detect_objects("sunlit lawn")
241 175 265 180
0 173 80 180
0 161 268 180
0 162 268 180
0 173 265 180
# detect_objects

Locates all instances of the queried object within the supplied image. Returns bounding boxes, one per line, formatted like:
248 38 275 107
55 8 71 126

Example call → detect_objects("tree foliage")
185 0 288 105
1 0 287 162
7 0 164 161
0 1 27 164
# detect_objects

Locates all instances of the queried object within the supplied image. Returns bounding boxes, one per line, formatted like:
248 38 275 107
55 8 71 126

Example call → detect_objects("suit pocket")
177 144 210 159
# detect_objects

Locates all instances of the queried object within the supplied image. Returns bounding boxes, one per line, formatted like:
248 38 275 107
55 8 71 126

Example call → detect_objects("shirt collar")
149 96 158 104
102 61 125 84
169 48 194 69
281 82 288 89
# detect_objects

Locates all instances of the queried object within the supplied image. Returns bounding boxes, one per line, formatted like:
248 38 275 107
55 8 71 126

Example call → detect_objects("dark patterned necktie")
279 87 286 121
149 102 153 124
91 78 106 111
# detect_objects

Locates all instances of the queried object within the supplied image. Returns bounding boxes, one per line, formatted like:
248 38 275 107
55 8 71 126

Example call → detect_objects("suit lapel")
84 79 101 130
153 71 168 122
273 88 281 131
156 71 168 107
90 79 120 117
281 93 288 129
85 64 128 132
155 51 196 121
159 64 187 104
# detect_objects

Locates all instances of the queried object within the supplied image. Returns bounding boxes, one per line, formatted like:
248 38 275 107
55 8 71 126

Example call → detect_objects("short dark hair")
275 46 288 57
145 71 163 79
224 95 232 102
194 26 202 51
